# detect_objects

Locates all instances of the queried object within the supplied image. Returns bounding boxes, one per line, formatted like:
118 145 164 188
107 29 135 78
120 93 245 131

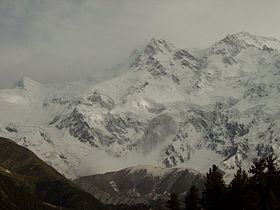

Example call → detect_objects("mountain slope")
74 165 205 207
0 166 60 210
0 137 150 210
0 136 107 210
1 32 280 180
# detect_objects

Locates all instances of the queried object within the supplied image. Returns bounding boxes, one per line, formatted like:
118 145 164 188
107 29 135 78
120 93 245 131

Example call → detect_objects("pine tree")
266 155 279 189
265 155 280 210
202 165 226 210
249 157 268 210
249 157 266 184
227 168 250 210
184 186 200 210
166 193 181 210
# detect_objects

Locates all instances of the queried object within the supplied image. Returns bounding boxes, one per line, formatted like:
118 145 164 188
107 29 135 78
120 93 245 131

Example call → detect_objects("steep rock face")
55 108 99 147
1 32 280 180
74 165 205 206
159 103 251 170
173 49 201 70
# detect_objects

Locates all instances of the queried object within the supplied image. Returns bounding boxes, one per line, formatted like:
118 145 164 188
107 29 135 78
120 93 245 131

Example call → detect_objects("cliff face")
1 32 280 180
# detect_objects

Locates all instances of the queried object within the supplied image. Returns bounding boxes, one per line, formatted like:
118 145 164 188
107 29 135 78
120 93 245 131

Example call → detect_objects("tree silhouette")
202 165 226 210
227 168 250 210
162 156 280 210
265 155 280 210
184 186 201 210
167 193 181 210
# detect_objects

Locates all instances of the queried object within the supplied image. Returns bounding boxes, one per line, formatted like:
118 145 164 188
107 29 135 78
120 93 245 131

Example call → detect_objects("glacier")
1 32 280 180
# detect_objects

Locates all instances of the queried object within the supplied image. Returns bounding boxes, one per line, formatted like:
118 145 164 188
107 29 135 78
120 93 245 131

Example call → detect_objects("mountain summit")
0 32 280 180
14 77 42 90
144 38 177 56
222 31 280 50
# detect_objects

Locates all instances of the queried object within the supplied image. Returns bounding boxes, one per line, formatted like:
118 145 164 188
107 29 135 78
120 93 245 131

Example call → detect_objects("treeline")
166 155 280 210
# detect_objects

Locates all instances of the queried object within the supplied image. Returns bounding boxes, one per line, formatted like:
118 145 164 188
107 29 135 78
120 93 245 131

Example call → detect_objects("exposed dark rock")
74 165 205 207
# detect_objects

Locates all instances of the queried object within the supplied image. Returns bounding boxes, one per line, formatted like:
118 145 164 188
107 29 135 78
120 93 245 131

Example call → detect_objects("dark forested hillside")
0 137 148 210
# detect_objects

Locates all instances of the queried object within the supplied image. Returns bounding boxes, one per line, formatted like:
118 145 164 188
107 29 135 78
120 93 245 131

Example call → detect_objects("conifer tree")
184 186 200 210
166 193 181 210
266 155 279 189
265 155 280 210
227 168 250 210
249 157 268 210
249 157 266 185
202 165 226 210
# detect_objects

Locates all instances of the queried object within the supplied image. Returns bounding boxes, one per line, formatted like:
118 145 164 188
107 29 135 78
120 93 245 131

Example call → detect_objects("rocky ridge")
0 32 280 180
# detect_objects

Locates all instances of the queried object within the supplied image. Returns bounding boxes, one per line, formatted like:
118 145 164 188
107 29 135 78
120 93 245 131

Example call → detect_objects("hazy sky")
0 0 280 88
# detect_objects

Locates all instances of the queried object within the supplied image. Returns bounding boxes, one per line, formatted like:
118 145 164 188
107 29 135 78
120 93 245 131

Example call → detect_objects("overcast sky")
0 0 280 88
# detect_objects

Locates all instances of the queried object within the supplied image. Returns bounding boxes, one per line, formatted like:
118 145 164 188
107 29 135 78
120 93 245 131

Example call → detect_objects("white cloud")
0 0 280 88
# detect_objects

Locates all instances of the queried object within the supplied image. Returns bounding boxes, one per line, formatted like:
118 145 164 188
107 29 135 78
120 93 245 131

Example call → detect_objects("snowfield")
1 32 280 179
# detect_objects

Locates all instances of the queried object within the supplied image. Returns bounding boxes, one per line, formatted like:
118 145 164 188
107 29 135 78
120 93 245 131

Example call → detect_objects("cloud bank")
0 0 280 88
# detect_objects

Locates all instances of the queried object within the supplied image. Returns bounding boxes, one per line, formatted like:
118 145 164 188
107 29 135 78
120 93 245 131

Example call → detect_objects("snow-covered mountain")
1 32 280 180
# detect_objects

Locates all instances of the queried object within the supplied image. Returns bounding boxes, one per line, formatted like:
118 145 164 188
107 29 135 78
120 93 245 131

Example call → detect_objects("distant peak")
14 77 42 90
221 31 280 50
231 31 254 37
148 38 167 45
225 31 264 41
144 38 176 55
228 31 278 40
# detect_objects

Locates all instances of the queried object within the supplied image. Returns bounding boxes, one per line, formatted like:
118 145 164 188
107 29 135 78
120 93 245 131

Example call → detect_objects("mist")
76 148 163 177
1 0 280 88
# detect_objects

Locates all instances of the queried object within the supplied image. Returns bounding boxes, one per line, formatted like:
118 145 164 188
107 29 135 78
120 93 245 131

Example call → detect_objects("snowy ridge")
124 164 201 178
14 77 43 90
223 31 280 50
1 32 280 179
